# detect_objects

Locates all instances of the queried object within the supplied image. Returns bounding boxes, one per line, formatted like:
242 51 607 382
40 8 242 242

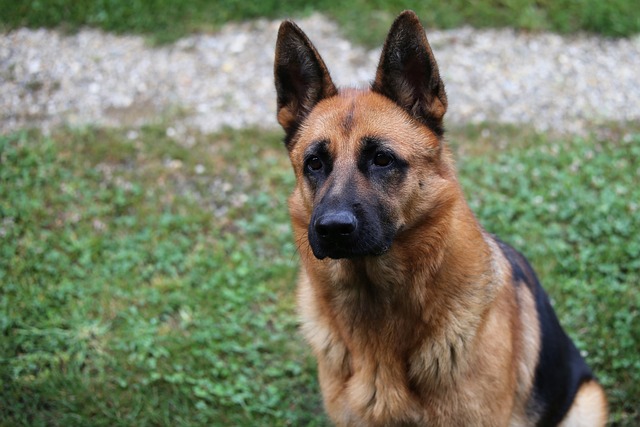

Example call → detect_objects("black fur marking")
282 120 302 149
497 239 594 426
342 103 356 133
303 140 333 191
307 162 397 260
357 136 409 184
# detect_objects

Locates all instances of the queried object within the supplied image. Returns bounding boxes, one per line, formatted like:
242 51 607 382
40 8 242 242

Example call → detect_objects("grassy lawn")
1 0 639 44
0 126 324 426
1 123 638 425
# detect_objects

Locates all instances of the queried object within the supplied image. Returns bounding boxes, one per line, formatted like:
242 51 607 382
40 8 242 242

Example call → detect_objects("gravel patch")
1 14 639 135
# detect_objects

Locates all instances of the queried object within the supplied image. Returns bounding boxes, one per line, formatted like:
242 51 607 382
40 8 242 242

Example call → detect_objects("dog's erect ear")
372 11 447 136
274 20 338 145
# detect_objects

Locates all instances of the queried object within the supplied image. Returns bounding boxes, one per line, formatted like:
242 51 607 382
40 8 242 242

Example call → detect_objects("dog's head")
275 11 455 260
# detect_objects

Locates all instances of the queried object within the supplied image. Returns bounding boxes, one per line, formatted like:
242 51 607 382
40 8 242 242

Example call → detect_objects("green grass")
1 0 639 44
1 123 639 425
0 126 328 426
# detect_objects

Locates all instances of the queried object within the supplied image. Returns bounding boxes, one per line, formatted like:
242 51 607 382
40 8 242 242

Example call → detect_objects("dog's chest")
321 345 496 427
305 306 481 425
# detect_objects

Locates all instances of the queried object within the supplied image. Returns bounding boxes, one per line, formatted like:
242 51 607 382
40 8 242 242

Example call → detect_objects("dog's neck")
296 188 503 419
301 189 497 340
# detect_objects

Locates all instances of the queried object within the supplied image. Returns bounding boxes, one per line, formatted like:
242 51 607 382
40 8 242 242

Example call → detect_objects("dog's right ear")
274 21 337 146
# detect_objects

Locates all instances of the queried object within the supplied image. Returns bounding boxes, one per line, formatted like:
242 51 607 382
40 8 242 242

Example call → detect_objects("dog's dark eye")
307 156 323 171
373 152 394 167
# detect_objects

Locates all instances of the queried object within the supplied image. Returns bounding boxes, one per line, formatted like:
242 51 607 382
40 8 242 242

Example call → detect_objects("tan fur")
559 381 609 427
277 12 607 426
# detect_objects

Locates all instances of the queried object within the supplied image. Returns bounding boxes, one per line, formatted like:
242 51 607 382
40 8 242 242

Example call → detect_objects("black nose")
314 211 357 238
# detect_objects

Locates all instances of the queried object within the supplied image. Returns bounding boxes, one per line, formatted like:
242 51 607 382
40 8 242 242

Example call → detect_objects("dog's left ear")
274 20 338 145
372 11 448 136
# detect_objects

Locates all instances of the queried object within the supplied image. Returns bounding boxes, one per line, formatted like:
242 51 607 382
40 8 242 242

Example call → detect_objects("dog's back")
498 239 608 426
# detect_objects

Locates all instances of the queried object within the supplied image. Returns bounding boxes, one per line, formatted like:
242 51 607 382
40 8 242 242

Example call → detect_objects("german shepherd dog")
274 10 608 426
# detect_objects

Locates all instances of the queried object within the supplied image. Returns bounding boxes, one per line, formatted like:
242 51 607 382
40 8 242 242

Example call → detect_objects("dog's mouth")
311 242 391 260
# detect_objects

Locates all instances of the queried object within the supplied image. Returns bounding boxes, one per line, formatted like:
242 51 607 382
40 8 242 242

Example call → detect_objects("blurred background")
1 1 639 426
